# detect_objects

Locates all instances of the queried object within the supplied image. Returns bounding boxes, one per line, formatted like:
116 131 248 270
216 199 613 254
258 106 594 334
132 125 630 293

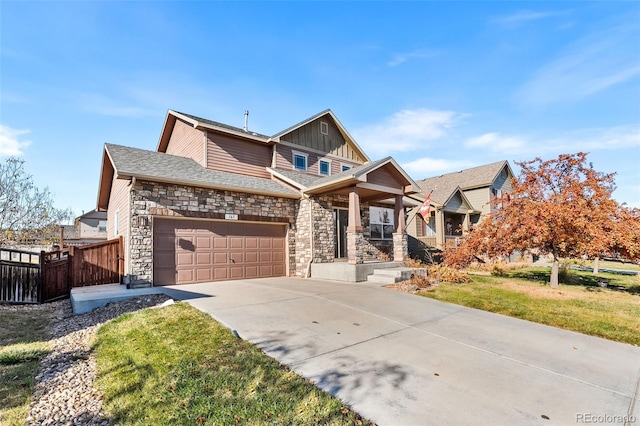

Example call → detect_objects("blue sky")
1 1 639 217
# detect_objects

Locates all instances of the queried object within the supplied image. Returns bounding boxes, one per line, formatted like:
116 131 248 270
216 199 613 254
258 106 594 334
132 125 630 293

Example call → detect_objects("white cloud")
0 125 31 156
516 23 640 106
388 49 438 67
463 124 639 158
491 10 564 27
353 108 460 156
465 132 527 153
401 157 475 177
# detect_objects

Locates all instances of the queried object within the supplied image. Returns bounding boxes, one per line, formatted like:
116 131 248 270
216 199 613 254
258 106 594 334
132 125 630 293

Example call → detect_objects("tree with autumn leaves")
444 152 640 288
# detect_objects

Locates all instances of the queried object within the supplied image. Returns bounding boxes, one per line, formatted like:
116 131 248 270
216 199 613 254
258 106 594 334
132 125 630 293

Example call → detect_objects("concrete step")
366 267 429 284
366 274 402 284
372 267 415 279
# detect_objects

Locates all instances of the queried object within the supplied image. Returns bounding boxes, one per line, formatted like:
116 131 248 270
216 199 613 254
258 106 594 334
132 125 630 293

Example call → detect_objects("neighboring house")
97 109 419 286
407 161 515 253
61 209 108 246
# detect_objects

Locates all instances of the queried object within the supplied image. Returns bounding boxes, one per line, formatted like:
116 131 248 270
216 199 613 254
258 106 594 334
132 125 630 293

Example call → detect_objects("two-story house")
407 161 515 254
61 209 108 246
97 109 419 286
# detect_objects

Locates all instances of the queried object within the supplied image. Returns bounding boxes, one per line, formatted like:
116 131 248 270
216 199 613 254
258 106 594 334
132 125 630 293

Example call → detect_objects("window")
370 206 394 240
319 160 331 176
114 211 119 235
341 164 351 172
320 121 329 135
98 220 107 232
293 152 308 171
421 215 436 236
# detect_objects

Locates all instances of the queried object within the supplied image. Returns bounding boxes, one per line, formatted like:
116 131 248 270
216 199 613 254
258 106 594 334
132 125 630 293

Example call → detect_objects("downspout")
304 194 314 278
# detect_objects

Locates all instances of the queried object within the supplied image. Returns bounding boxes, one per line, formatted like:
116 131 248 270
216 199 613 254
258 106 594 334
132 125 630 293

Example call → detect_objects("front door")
334 209 348 259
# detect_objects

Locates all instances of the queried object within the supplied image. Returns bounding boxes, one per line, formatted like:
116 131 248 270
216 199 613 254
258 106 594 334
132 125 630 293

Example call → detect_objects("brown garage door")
153 219 286 285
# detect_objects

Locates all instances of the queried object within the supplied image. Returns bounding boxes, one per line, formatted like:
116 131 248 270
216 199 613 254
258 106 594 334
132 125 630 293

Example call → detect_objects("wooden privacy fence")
1 237 123 304
41 237 123 302
0 248 41 304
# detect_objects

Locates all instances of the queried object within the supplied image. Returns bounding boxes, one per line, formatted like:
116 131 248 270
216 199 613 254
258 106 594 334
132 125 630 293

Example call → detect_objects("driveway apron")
161 277 640 426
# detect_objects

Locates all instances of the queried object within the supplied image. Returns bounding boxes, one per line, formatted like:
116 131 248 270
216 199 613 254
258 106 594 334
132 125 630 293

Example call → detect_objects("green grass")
94 302 372 425
420 267 640 346
0 307 53 426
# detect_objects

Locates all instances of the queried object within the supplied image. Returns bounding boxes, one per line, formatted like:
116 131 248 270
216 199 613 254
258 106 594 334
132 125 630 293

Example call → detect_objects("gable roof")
268 157 420 197
271 109 370 162
303 157 419 194
157 109 372 165
157 110 271 152
416 160 513 203
97 144 299 210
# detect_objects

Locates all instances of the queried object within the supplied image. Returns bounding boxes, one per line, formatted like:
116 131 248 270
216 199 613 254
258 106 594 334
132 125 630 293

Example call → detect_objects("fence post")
39 250 45 303
68 246 75 289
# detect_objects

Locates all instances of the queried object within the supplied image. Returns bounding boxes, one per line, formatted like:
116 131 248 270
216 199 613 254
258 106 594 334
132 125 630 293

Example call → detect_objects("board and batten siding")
165 118 205 166
275 145 362 176
279 117 365 163
107 176 130 274
207 132 271 178
366 165 404 189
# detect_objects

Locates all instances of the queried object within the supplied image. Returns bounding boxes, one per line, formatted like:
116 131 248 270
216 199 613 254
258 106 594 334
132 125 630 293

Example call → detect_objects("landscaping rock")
26 294 171 425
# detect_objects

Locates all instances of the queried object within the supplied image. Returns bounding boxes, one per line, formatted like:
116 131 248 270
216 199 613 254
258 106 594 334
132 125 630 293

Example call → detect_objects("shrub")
404 258 424 268
428 265 471 284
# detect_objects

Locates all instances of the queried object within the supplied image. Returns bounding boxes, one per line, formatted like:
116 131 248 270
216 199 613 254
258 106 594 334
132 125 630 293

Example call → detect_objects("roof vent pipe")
244 110 249 132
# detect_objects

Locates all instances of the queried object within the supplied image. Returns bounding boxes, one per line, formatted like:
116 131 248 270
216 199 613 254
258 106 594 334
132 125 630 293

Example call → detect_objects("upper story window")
114 211 119 235
319 160 331 176
293 151 308 172
320 121 329 135
98 220 107 232
341 164 351 172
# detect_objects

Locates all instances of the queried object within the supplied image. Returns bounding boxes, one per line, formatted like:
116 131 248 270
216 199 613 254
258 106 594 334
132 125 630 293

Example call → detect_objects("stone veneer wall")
128 180 298 284
294 195 397 271
360 206 394 261
294 195 335 276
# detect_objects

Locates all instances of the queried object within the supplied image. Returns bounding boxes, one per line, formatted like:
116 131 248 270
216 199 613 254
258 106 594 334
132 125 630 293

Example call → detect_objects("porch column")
394 195 405 233
435 208 445 249
347 186 364 264
393 194 408 262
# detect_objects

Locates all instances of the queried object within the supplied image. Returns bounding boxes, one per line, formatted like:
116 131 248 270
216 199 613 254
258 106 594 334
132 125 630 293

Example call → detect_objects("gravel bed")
23 294 172 425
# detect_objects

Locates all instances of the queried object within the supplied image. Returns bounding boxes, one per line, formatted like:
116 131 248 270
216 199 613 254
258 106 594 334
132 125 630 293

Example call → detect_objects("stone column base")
393 232 408 262
347 232 364 264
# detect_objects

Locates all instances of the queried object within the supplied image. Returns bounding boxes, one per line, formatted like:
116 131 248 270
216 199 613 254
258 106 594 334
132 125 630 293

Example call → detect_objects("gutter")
114 172 300 199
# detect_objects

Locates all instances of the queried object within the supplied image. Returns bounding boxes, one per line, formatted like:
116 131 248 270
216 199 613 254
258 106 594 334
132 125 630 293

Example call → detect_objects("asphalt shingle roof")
271 157 396 192
106 144 299 197
174 111 271 139
416 161 508 204
271 168 326 188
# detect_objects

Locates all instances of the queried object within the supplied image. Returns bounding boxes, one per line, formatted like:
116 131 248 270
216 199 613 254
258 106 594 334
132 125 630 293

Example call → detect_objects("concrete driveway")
160 277 640 426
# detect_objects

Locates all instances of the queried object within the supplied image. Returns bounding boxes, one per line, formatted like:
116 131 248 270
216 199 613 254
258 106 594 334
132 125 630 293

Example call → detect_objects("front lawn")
420 267 640 346
0 305 54 426
94 302 372 425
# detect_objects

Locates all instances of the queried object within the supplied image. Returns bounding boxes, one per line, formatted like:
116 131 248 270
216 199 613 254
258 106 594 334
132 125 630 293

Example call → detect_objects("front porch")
298 158 420 274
